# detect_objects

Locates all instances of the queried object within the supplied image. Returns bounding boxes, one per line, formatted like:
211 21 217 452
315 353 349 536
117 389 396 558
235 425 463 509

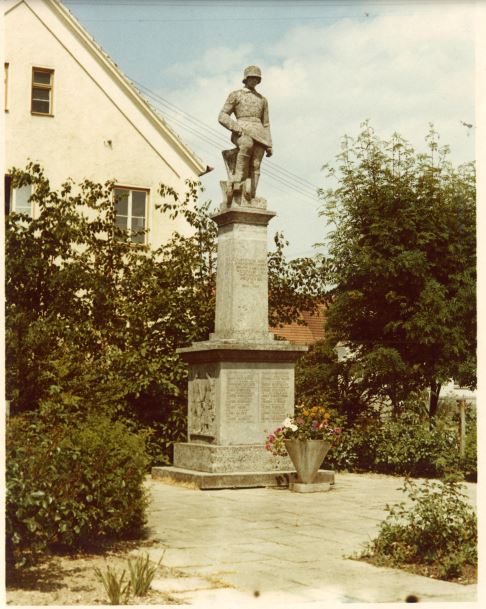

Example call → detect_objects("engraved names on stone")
224 368 292 424
234 258 267 288
261 371 292 421
225 370 257 422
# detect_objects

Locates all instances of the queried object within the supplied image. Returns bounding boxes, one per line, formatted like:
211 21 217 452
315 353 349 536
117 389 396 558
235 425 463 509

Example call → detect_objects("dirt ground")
6 539 189 606
359 555 477 586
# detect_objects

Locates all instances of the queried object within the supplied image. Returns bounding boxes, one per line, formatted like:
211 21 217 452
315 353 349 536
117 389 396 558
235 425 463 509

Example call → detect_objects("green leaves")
5 167 216 463
268 231 327 328
128 552 162 596
361 477 477 580
95 565 131 605
6 163 333 465
319 125 476 414
6 413 148 570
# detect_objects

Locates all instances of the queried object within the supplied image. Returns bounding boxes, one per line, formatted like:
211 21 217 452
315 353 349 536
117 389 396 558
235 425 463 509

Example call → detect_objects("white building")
4 0 211 249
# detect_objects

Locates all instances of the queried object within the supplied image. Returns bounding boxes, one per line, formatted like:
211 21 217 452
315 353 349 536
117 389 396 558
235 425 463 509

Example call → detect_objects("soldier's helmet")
243 65 262 83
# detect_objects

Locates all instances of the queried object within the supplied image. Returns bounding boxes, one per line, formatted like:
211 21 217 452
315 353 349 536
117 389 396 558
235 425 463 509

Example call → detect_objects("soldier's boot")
233 153 250 191
251 171 260 199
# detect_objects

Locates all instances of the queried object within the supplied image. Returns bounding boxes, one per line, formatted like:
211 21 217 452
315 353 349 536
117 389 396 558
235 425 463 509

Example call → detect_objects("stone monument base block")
173 442 294 474
152 466 335 490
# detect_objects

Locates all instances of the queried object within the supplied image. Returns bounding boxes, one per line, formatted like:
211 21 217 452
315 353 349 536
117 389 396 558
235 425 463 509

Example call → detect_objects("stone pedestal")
152 199 334 489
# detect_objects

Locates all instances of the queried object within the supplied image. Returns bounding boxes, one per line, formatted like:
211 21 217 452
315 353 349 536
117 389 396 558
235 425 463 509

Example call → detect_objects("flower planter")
284 439 331 484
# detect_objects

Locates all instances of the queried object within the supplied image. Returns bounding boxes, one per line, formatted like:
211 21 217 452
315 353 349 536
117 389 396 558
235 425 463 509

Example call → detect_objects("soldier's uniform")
218 88 272 149
218 66 272 198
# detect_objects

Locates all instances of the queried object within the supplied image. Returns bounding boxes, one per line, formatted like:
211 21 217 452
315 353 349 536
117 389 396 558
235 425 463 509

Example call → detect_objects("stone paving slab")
151 576 218 593
145 473 478 606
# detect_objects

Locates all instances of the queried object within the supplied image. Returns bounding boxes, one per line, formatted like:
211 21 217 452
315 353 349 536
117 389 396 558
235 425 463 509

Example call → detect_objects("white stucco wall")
440 380 476 406
5 0 205 249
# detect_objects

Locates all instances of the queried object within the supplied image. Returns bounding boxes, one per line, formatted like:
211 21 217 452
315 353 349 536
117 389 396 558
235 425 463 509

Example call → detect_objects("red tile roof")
272 304 327 346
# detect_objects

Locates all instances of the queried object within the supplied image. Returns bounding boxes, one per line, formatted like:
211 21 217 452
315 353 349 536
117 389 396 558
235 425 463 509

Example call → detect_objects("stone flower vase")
284 439 331 484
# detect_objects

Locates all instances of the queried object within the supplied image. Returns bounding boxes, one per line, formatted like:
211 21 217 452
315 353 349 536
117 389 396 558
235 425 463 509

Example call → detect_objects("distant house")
439 381 476 407
272 304 327 346
4 0 211 249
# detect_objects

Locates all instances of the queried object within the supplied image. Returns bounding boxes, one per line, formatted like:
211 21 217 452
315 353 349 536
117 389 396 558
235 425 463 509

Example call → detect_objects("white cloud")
159 3 475 257
163 43 255 79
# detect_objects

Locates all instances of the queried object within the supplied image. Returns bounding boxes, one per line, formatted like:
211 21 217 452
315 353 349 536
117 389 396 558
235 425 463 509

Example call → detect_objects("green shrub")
458 408 477 482
6 411 148 569
361 477 477 580
461 429 477 482
327 409 465 477
372 412 460 476
325 416 379 471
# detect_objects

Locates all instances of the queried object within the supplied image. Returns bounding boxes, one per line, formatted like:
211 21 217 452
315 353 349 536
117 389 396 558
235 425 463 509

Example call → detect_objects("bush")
360 476 477 581
372 412 460 476
326 416 378 472
327 408 466 477
6 410 149 569
460 413 477 482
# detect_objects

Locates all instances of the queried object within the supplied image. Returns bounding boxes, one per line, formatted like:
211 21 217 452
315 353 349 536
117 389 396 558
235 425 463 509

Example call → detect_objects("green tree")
6 166 211 407
295 339 379 426
319 124 476 418
6 164 325 461
5 165 219 465
268 231 327 328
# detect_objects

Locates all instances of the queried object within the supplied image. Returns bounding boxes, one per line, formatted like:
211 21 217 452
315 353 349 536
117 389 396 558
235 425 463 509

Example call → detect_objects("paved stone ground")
144 473 477 606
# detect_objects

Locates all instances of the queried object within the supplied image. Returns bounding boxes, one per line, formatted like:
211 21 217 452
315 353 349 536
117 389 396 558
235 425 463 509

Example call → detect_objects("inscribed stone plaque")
260 371 292 421
234 258 267 288
225 370 258 422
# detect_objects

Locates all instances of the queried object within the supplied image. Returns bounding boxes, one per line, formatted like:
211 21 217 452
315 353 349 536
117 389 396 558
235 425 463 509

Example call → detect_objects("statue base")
220 180 266 209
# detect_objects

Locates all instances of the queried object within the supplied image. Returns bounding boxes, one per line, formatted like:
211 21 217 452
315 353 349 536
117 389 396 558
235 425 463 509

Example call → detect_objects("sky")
63 0 478 259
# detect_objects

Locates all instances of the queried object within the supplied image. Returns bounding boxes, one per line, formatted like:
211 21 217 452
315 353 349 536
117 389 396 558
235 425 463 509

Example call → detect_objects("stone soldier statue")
218 65 272 204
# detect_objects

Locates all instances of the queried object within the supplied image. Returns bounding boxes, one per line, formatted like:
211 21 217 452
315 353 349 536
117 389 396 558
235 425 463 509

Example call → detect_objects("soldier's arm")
218 92 242 133
263 97 273 155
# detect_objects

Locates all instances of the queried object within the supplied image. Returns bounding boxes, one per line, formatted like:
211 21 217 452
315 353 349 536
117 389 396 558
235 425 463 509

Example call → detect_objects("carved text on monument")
235 258 266 288
225 370 257 422
260 371 292 421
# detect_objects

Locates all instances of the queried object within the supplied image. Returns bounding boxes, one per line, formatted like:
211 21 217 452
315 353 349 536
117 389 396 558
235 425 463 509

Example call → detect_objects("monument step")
151 466 335 490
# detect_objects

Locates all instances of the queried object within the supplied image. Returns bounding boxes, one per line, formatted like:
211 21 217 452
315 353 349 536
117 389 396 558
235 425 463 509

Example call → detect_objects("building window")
4 63 9 111
114 187 147 244
4 175 12 214
31 67 54 115
5 178 33 216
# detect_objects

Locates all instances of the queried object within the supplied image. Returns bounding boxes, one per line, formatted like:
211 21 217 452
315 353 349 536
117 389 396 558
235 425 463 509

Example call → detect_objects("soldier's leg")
233 135 253 184
250 144 266 197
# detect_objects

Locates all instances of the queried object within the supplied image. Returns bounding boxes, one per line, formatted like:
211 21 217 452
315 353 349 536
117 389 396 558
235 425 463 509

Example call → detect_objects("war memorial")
152 66 334 490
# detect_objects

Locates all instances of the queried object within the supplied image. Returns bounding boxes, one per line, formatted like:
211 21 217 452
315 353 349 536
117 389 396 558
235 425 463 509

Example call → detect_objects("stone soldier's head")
242 65 261 89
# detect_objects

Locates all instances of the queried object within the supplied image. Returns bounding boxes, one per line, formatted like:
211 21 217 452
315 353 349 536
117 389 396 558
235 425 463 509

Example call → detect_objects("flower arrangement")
265 405 342 457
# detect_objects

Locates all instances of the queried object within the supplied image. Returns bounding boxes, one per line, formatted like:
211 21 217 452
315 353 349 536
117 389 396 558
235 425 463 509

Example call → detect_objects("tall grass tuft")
128 552 163 596
94 565 131 605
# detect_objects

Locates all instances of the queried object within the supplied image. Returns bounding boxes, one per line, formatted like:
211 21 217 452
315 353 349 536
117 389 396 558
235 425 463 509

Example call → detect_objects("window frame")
31 67 54 116
8 180 34 217
4 62 9 112
113 186 149 245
